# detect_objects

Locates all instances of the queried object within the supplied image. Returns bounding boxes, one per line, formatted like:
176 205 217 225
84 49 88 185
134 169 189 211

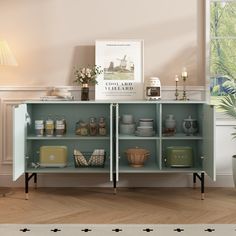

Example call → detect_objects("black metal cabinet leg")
193 172 205 200
113 173 117 194
193 173 196 189
25 173 37 200
201 172 205 200
25 173 29 200
34 173 37 189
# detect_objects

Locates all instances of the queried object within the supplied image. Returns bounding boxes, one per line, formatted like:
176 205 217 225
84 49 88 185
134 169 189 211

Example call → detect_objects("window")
209 0 236 105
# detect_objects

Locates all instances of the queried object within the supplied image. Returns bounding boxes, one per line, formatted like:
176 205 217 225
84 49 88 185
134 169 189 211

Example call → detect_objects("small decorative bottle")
89 117 97 136
98 117 106 136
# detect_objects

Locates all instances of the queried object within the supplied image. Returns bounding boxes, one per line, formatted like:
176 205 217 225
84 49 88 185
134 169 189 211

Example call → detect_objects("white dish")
139 118 153 121
139 119 154 127
137 126 153 132
135 130 155 137
120 123 135 135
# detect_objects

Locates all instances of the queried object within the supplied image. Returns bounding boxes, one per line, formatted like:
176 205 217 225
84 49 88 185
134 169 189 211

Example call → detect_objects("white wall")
0 0 203 86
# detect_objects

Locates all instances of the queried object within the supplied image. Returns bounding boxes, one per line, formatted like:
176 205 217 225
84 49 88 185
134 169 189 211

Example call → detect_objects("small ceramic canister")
182 115 198 135
165 114 176 129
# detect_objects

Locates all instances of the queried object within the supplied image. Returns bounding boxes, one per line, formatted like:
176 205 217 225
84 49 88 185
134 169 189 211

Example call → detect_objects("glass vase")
81 83 89 101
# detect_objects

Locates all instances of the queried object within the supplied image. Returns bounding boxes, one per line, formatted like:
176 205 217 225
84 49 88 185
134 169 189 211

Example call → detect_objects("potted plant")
218 94 236 186
74 65 102 101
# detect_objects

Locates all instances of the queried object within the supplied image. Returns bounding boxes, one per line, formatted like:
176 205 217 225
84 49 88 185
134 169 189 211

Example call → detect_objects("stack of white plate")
135 118 155 136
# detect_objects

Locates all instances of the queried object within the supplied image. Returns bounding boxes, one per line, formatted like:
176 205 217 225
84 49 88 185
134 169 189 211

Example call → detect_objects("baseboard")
0 173 234 188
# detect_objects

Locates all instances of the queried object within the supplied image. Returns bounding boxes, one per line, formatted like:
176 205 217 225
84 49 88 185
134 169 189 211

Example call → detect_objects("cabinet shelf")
26 165 110 173
161 133 203 140
118 134 160 140
119 161 160 173
161 167 203 173
27 134 110 140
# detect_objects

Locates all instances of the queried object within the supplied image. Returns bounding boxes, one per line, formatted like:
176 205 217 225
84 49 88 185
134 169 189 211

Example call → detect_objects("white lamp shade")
0 40 17 66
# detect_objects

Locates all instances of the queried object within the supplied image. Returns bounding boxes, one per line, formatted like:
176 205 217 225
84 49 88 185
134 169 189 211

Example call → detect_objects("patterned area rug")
1 224 236 235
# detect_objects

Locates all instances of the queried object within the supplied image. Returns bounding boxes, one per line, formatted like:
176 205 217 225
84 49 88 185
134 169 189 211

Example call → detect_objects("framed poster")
95 40 144 100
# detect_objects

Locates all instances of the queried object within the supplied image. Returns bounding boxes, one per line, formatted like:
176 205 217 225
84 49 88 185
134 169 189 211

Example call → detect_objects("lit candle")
182 67 188 78
175 75 179 82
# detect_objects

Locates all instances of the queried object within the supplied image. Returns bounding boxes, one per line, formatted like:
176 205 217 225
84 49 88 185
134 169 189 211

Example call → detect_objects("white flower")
86 68 91 74
82 68 86 74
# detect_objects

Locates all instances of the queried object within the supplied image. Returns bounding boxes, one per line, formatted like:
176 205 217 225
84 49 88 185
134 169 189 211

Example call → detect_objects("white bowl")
139 119 154 127
120 123 135 134
135 130 155 137
122 114 134 124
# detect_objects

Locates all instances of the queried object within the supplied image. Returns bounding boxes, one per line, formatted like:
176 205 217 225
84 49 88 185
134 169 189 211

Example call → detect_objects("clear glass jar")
75 120 88 136
45 117 54 136
98 117 106 136
89 117 97 136
35 120 44 136
55 118 66 136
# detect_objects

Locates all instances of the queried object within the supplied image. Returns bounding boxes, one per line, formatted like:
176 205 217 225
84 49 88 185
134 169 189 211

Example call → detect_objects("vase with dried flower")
74 66 102 101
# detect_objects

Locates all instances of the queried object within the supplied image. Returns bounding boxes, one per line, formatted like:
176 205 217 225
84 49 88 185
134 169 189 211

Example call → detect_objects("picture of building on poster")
95 40 143 100
104 54 134 81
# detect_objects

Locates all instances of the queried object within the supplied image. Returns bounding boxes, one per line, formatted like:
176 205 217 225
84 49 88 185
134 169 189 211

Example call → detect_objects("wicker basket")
125 147 150 167
73 150 106 168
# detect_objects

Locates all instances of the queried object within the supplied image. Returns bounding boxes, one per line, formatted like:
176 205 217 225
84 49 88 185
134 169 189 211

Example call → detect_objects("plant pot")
232 155 236 186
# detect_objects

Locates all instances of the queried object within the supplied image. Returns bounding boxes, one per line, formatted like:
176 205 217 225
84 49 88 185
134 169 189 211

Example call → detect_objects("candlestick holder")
181 75 188 100
175 79 179 100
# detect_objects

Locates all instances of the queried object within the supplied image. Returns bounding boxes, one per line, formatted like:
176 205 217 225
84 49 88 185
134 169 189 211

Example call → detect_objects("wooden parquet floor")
0 187 236 224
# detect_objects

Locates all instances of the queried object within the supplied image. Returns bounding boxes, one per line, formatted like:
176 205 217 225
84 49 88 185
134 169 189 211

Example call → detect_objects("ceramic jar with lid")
163 114 176 136
98 117 106 136
89 117 97 136
75 120 88 136
165 114 176 129
182 115 198 136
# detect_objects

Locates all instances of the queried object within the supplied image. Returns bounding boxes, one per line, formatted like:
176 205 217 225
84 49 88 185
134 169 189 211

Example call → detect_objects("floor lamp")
0 40 18 196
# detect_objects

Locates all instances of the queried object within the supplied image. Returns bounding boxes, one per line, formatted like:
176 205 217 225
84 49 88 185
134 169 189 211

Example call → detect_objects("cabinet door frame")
13 103 27 181
109 103 113 181
202 104 216 180
115 103 119 181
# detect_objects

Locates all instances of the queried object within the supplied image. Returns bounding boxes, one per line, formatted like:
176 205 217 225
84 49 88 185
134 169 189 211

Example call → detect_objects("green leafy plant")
218 94 236 139
74 65 103 85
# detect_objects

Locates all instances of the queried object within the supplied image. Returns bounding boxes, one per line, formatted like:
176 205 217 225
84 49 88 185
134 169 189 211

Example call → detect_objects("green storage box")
166 146 193 167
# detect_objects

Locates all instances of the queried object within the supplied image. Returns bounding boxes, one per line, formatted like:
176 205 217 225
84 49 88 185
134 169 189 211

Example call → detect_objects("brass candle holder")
181 67 188 101
175 75 179 100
